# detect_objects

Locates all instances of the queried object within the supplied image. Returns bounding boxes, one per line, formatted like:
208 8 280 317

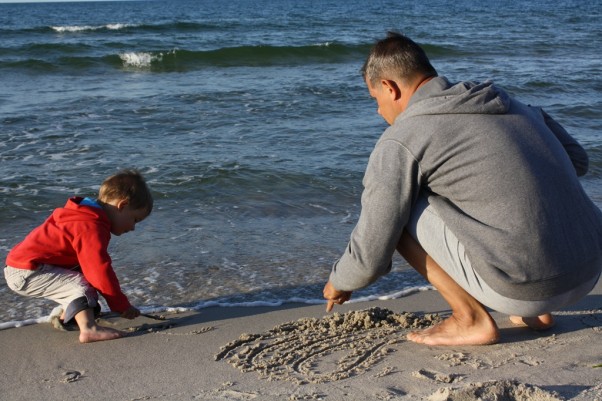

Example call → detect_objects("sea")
1 0 601 328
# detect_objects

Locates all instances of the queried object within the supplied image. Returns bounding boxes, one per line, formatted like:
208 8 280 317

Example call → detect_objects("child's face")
109 200 149 236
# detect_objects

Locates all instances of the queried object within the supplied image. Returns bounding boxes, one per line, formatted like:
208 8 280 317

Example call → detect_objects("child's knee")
4 266 31 293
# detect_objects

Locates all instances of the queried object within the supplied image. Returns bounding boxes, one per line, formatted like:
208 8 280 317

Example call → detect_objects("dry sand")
0 280 600 401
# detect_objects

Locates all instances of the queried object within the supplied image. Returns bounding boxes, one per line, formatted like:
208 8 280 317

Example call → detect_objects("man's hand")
121 306 141 320
323 281 352 312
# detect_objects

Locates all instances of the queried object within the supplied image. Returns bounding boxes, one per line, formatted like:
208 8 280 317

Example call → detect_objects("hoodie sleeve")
541 109 588 176
72 226 132 312
329 139 421 291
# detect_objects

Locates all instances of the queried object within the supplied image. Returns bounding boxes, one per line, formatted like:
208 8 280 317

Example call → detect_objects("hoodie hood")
400 76 511 121
53 197 110 229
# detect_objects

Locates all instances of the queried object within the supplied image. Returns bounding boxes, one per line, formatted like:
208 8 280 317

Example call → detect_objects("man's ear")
381 79 402 101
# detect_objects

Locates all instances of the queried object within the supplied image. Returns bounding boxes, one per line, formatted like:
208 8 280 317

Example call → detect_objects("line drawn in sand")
215 307 440 384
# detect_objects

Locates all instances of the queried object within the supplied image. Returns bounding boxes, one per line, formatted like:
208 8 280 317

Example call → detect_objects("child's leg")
5 265 96 314
5 265 93 319
6 265 125 342
74 308 123 343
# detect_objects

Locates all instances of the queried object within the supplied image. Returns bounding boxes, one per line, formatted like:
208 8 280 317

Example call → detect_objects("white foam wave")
106 24 130 30
51 23 131 33
0 316 48 330
119 49 177 68
119 52 154 68
52 25 98 33
0 286 434 330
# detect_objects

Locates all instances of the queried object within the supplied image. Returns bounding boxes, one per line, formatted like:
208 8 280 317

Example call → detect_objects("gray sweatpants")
406 195 600 317
4 265 99 323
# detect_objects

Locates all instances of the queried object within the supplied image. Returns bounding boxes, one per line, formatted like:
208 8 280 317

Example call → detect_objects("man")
323 32 602 346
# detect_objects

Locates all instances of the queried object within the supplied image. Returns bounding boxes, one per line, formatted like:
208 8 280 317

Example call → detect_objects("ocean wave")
0 41 461 73
1 20 268 36
47 21 233 34
119 51 156 68
0 43 371 73
114 43 373 71
0 44 367 72
0 23 136 34
124 21 240 33
51 23 132 33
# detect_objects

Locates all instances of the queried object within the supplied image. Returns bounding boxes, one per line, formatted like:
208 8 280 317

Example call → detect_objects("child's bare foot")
509 314 555 331
407 313 499 346
79 326 123 343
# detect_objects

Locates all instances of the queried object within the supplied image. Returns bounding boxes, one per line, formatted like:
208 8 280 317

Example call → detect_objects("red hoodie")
6 197 131 312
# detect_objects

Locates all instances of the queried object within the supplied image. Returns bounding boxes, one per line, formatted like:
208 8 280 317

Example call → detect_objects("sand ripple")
428 379 564 401
215 307 439 384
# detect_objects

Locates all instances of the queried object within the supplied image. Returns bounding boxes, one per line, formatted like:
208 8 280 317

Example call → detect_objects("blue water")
1 0 601 326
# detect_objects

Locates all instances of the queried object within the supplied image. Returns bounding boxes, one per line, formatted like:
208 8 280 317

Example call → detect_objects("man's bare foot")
79 326 123 343
509 314 555 331
407 313 499 346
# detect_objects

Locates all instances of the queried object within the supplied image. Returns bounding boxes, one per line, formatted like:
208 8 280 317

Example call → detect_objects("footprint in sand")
60 370 83 383
215 307 439 384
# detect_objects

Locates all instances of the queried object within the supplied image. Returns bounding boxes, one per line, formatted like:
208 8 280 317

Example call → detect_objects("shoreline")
1 280 600 401
0 284 434 330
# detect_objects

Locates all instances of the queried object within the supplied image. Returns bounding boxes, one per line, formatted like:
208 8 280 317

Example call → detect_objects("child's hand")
121 306 141 320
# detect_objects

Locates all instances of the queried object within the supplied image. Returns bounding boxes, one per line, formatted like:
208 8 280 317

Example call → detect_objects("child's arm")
75 229 133 313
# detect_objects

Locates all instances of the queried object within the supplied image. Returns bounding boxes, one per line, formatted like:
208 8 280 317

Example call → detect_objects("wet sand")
1 280 600 400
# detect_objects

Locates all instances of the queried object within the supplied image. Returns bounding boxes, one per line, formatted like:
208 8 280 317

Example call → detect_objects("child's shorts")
405 194 600 317
4 264 99 323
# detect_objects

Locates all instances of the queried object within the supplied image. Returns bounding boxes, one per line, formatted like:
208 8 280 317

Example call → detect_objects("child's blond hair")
98 169 153 215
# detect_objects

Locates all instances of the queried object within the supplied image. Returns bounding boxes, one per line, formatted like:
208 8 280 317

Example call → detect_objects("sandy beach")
1 280 600 401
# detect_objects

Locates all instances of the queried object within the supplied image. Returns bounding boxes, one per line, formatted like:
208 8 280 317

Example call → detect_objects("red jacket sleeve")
72 223 132 313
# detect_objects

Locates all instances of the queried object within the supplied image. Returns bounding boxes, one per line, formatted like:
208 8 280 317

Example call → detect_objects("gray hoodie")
330 76 602 300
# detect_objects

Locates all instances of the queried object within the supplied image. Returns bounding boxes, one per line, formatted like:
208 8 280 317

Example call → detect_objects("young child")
4 169 153 343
